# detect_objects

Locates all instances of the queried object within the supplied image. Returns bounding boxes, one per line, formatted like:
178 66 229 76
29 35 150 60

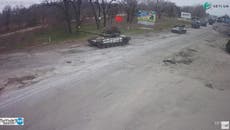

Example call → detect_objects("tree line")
0 0 206 34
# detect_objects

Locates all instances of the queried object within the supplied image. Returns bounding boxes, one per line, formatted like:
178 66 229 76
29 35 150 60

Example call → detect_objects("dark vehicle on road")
224 18 230 24
200 20 207 27
191 20 201 28
217 17 223 23
171 25 187 34
208 19 215 25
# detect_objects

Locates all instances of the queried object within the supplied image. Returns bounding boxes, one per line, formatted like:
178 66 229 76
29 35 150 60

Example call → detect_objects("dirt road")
0 26 230 130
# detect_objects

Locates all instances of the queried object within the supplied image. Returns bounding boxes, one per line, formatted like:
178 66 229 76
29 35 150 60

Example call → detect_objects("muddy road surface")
0 26 230 130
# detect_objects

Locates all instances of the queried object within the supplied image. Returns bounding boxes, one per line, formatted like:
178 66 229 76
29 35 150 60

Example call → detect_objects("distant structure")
181 12 192 20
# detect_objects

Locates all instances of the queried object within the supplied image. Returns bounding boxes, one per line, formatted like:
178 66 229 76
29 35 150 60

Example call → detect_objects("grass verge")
0 17 191 52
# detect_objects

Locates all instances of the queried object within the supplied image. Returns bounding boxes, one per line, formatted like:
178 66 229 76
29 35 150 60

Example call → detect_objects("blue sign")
16 118 24 125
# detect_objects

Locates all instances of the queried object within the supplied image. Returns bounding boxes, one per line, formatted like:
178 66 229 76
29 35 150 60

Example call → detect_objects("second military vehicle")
171 25 187 34
200 20 208 27
208 19 215 25
191 20 201 29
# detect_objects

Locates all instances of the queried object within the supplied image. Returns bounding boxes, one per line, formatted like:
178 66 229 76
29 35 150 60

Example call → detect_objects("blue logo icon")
16 118 24 125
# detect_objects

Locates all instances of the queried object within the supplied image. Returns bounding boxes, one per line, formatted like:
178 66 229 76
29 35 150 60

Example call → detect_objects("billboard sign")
137 10 156 26
181 12 192 19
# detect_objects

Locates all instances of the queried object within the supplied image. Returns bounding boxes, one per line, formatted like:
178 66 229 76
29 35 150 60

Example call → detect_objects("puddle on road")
163 48 198 65
4 75 37 89
204 83 225 91
62 49 85 54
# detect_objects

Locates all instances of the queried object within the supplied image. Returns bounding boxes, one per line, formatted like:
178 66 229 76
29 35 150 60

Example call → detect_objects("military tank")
171 25 187 34
87 27 131 48
191 20 201 29
200 20 208 27
208 19 215 25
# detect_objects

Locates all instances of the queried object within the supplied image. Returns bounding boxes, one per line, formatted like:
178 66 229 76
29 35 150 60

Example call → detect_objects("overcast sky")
0 0 229 16
0 0 42 10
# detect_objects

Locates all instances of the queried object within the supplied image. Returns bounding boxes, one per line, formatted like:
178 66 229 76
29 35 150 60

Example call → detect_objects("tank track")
88 37 131 48
171 30 187 34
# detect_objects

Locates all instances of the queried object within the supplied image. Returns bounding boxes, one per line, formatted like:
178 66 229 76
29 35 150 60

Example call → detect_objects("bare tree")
161 1 179 17
156 0 166 19
107 3 120 25
2 6 12 31
138 0 180 19
89 0 117 29
45 0 72 33
101 0 116 27
192 5 206 18
122 0 137 23
70 0 82 29
89 0 101 29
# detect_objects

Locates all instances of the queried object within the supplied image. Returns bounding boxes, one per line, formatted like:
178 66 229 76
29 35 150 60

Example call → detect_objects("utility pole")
156 0 159 20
